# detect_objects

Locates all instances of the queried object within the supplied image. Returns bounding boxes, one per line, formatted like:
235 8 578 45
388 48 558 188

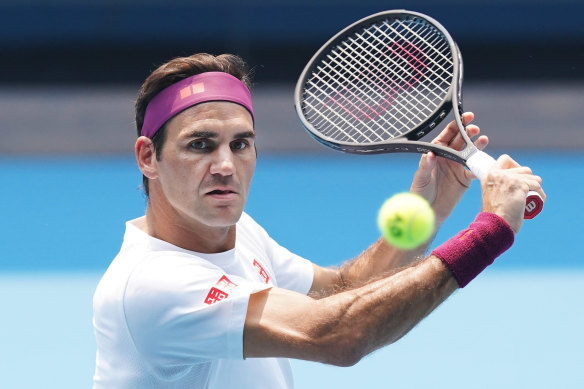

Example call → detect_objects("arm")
310 112 489 296
244 154 544 366
245 255 457 366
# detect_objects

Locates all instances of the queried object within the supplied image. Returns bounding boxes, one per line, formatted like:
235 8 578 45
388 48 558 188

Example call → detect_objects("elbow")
333 348 364 367
318 333 366 367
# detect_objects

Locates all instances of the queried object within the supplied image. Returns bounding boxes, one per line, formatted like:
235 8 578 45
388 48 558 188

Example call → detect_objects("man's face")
152 101 256 230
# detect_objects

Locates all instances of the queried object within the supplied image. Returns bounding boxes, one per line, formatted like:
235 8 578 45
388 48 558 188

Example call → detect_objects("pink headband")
141 72 254 138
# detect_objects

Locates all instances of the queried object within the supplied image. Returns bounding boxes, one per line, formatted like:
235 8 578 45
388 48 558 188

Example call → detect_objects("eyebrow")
183 130 255 139
235 131 256 139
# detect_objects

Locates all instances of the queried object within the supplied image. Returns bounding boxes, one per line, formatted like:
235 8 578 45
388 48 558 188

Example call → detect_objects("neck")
142 199 236 254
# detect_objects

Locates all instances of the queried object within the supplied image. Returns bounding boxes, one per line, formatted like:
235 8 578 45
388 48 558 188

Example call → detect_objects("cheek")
241 157 256 186
159 157 207 194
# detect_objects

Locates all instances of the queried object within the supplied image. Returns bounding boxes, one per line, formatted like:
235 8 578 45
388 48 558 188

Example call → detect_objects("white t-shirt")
93 212 314 389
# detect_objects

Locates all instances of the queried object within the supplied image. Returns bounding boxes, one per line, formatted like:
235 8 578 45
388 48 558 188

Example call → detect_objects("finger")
465 124 480 138
520 173 546 201
417 151 436 173
431 122 457 145
431 113 476 148
535 185 547 201
495 154 520 169
411 152 436 191
474 135 489 151
520 174 543 188
447 124 480 151
431 112 473 145
461 112 475 126
523 177 546 202
499 166 535 175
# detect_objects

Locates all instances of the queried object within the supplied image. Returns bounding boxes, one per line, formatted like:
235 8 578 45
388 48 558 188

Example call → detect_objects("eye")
189 140 212 150
231 139 249 151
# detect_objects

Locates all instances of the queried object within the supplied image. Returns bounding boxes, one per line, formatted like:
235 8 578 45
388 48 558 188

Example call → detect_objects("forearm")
312 234 435 298
245 255 458 366
333 255 458 361
340 235 433 288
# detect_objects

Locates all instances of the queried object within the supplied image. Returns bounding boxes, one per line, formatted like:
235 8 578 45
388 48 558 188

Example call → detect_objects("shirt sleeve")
265 240 314 294
240 213 314 295
122 252 270 375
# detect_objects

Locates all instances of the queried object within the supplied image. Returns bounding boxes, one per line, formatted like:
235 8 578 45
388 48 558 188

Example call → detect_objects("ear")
135 136 159 179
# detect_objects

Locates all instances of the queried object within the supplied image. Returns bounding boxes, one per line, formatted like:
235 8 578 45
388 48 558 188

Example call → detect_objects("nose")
209 145 235 176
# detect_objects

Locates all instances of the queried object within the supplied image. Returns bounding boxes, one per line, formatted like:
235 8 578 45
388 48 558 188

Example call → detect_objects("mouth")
205 188 239 203
206 189 236 196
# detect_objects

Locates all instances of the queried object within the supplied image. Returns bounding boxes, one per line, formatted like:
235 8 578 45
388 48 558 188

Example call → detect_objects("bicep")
243 286 350 364
244 287 312 359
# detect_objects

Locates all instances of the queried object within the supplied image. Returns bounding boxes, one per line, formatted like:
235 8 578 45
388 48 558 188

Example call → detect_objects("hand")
410 112 488 225
480 155 545 234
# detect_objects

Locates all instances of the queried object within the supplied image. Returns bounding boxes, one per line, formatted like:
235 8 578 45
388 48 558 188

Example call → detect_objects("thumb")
411 152 436 189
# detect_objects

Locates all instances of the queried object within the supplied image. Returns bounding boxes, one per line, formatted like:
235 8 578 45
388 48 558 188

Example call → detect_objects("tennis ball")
377 192 435 250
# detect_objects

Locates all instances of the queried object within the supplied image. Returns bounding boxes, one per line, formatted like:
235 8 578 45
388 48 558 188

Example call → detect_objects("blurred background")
1 1 583 388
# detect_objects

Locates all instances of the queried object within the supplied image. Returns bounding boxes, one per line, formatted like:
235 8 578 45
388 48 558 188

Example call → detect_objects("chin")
202 209 244 228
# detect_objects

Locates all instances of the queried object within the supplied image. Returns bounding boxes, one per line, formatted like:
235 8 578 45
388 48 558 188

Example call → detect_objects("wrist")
431 212 515 287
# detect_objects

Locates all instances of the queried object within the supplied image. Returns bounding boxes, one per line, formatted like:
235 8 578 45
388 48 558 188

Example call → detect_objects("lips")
205 187 238 201
207 189 235 195
207 188 236 195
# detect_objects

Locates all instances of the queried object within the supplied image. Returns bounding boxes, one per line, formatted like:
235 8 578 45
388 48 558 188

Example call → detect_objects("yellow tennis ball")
377 192 435 250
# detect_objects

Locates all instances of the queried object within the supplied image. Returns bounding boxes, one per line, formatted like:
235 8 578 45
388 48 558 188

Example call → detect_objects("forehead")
166 101 254 136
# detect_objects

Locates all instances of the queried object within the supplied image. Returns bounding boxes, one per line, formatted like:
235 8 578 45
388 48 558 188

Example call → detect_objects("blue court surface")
0 152 582 388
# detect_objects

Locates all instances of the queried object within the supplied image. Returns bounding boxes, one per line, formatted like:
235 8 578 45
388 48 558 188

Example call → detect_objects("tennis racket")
294 9 543 219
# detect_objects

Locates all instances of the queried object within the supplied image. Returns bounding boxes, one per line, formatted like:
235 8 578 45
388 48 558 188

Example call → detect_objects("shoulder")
236 212 276 252
125 251 221 296
238 211 264 232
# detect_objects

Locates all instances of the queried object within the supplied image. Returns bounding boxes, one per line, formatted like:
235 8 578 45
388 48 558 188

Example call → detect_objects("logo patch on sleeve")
204 275 238 305
253 259 270 284
216 275 238 291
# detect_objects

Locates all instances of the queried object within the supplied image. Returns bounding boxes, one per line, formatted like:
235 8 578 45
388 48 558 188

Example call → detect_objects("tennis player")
92 53 544 389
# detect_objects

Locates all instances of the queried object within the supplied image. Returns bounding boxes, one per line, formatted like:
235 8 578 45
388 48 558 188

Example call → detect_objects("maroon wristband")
431 212 515 288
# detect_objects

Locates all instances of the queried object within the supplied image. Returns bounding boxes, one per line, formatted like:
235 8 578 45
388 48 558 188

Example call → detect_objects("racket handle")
524 191 544 219
466 150 496 181
466 150 543 219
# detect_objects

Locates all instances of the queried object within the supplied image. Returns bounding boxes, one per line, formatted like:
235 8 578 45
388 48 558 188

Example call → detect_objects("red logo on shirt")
204 287 229 305
253 259 270 284
204 275 238 305
216 275 238 291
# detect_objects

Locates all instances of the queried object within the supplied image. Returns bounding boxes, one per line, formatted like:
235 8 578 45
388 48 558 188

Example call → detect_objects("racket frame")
294 9 478 165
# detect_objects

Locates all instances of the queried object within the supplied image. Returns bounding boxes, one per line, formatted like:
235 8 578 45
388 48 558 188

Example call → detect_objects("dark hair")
135 53 253 197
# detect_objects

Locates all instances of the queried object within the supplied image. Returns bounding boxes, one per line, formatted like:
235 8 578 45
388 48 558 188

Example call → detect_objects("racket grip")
466 150 543 219
466 150 496 181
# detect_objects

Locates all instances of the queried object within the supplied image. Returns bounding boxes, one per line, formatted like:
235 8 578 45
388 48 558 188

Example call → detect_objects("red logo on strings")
204 275 238 305
253 259 270 284
326 39 428 122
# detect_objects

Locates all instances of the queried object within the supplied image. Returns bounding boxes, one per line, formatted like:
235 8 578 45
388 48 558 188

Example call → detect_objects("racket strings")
304 36 425 142
331 18 450 137
302 17 454 144
342 27 446 131
364 25 449 102
334 36 432 132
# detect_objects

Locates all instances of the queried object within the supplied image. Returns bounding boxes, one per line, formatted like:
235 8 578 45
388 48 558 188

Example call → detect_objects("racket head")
295 10 463 156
